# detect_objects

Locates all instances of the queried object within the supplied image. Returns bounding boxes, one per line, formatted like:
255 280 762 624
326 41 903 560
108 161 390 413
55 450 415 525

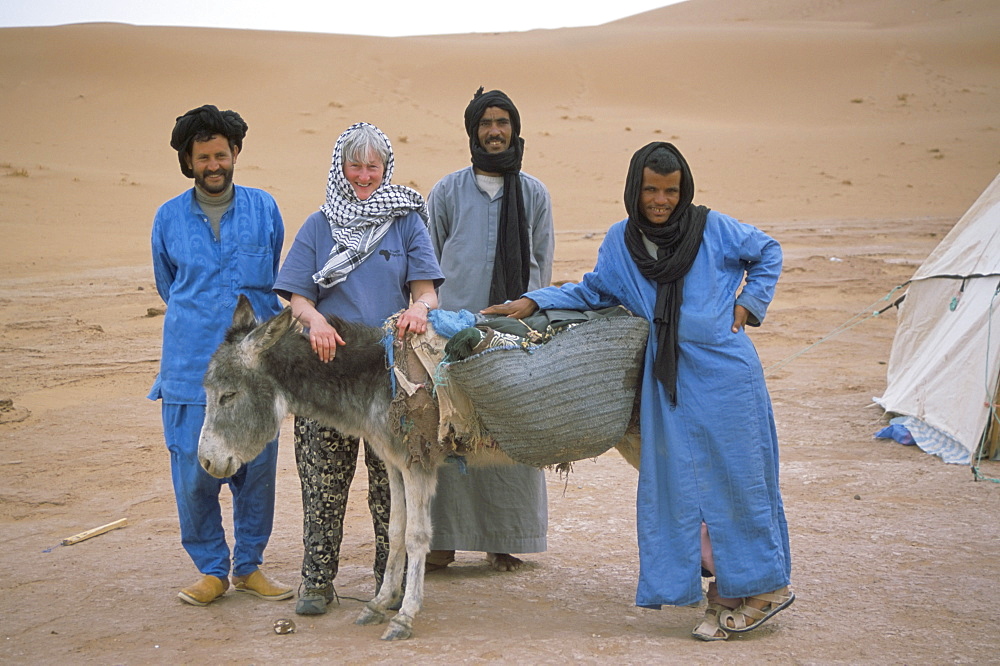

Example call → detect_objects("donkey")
198 295 640 641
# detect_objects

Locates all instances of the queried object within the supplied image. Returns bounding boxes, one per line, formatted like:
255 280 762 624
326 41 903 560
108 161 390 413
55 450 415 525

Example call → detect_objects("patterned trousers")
293 416 391 591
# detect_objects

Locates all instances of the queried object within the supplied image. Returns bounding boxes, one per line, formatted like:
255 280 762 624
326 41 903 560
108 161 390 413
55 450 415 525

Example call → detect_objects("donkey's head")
198 295 296 478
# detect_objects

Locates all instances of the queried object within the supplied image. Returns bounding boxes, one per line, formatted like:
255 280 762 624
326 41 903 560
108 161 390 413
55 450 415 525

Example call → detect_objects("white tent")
875 173 1000 464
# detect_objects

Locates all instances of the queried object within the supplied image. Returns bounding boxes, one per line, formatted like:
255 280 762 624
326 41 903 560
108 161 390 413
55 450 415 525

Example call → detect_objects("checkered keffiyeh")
313 122 428 287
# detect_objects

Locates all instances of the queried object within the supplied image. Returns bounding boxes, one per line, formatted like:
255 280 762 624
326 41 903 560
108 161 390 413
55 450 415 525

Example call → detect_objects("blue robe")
148 185 285 578
526 211 791 607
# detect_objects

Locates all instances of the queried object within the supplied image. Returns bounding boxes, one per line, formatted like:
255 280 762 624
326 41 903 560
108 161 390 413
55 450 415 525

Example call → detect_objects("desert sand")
2 0 999 663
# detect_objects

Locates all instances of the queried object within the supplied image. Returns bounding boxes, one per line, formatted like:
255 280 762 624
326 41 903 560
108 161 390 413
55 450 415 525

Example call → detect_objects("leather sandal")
691 602 730 641
719 587 794 633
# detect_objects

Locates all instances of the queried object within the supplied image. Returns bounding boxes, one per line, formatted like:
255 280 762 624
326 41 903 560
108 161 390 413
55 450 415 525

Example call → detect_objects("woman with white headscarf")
273 122 444 615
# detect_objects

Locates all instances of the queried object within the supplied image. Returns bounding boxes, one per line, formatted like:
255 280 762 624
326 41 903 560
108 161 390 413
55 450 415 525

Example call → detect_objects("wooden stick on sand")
61 518 128 546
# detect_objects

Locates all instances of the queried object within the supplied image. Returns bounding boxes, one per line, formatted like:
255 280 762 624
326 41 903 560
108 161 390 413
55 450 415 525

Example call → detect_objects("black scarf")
623 142 710 404
464 87 530 305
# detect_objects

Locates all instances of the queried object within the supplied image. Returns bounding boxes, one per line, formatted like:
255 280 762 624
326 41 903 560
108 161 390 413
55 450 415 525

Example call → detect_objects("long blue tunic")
526 211 791 607
149 185 284 404
148 184 285 578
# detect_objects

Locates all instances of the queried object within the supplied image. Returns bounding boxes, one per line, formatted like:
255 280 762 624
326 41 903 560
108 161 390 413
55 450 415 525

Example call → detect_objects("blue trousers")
162 403 279 579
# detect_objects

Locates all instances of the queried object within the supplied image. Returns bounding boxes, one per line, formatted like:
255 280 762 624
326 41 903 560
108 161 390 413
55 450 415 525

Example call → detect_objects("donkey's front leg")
379 464 436 641
356 463 407 627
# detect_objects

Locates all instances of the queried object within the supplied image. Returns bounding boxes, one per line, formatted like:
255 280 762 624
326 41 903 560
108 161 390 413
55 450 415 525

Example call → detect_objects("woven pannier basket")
443 315 648 466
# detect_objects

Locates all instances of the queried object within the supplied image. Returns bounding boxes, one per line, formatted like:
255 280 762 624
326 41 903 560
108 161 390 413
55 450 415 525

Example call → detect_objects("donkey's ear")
239 307 294 362
232 294 257 329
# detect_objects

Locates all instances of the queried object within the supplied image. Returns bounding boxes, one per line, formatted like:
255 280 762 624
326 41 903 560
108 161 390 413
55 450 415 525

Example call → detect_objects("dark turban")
623 142 710 405
463 86 529 305
169 104 248 178
464 88 521 142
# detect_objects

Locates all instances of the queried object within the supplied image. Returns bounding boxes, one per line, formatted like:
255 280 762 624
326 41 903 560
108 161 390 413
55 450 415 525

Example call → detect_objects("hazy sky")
0 1 685 37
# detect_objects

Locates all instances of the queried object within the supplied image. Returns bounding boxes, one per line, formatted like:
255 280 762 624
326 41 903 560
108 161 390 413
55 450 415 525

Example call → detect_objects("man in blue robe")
149 105 291 606
484 142 793 641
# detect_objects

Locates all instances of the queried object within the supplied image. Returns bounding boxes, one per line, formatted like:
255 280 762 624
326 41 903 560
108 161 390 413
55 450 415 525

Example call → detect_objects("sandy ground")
2 0 1000 663
3 217 999 665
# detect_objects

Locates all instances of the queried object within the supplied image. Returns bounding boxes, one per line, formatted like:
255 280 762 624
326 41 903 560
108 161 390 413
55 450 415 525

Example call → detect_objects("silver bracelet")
415 299 433 310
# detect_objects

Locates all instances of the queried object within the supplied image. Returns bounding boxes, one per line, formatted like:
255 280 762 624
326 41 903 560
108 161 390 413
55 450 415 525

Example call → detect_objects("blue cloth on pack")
429 308 478 338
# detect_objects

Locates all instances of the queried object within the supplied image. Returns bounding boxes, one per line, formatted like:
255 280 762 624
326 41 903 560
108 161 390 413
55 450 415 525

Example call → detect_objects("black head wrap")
169 104 248 178
464 86 529 305
623 142 710 405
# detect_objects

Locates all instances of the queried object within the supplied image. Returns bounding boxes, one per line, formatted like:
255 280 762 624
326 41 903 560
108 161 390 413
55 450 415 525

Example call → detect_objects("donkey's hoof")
380 614 413 641
355 604 387 626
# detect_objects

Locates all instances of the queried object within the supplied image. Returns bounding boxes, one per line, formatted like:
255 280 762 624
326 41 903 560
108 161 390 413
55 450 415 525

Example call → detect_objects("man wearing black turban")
426 87 554 572
150 105 291 607
485 142 793 641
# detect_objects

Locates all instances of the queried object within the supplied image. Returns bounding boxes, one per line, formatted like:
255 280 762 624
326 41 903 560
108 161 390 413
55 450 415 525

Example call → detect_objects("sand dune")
1 0 996 278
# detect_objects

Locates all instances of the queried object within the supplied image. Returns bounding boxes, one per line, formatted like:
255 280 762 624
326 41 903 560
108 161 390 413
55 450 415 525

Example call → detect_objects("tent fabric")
875 173 1000 464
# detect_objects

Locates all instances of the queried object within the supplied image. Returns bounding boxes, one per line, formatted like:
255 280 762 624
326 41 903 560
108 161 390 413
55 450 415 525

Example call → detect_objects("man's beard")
195 167 233 195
